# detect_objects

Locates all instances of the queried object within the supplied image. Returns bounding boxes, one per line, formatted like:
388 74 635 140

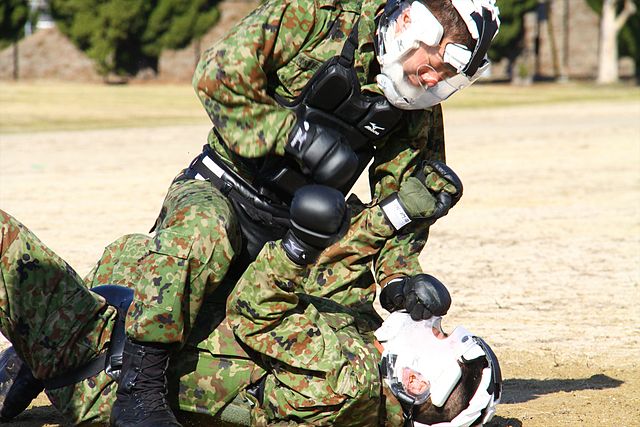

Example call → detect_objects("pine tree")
49 0 220 77
0 0 29 49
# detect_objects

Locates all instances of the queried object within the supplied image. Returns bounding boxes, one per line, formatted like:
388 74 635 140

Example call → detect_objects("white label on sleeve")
381 197 412 230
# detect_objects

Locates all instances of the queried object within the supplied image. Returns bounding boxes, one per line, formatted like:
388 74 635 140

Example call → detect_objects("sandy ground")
0 99 639 426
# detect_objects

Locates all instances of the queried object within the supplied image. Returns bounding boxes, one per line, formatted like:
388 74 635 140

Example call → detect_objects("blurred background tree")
0 0 29 49
488 0 539 80
585 0 638 83
1 0 29 79
49 0 220 77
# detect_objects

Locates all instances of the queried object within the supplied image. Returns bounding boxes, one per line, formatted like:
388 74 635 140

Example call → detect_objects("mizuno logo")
364 122 385 136
290 121 311 151
290 127 306 151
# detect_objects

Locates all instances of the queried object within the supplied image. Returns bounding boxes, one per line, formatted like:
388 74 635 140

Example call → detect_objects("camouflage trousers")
0 209 118 424
93 177 243 345
0 208 261 425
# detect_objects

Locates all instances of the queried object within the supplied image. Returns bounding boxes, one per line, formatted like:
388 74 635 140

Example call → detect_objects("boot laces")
133 356 171 414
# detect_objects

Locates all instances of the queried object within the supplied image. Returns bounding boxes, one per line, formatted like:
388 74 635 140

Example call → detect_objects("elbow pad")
286 120 358 189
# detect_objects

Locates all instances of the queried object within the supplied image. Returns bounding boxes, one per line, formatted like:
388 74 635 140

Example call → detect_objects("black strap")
188 144 290 223
43 352 107 390
43 294 129 390
463 8 499 76
338 19 359 67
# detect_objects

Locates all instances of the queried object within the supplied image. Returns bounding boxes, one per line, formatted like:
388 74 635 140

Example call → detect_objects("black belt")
186 144 290 223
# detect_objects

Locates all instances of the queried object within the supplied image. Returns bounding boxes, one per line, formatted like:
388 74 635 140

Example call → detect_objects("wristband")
380 194 412 231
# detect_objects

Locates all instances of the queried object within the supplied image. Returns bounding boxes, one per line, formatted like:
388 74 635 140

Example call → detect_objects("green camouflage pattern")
0 0 456 422
227 241 383 426
0 209 112 378
193 0 446 289
1 199 408 425
87 178 243 345
0 209 118 425
422 163 460 195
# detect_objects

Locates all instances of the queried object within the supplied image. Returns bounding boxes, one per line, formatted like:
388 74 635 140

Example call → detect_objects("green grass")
1 80 638 133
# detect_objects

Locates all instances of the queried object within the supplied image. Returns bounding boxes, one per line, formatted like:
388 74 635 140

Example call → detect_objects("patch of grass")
0 81 208 133
1 81 638 133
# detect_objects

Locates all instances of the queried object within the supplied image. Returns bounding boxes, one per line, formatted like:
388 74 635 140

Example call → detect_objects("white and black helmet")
376 313 503 426
376 0 501 109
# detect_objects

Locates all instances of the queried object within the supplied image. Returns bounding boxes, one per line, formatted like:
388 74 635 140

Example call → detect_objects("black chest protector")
259 23 403 200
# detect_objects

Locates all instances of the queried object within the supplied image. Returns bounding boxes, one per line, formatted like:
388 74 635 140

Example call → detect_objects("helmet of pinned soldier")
376 313 502 426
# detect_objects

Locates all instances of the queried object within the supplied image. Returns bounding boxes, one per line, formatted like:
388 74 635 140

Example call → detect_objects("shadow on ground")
502 374 623 404
488 416 523 426
3 404 64 426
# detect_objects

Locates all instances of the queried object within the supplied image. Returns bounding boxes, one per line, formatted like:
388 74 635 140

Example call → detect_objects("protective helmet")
376 0 501 109
375 312 502 426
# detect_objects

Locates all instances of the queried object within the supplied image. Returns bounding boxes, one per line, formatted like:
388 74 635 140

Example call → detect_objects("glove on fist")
399 160 463 219
381 160 462 230
282 185 349 265
379 274 452 321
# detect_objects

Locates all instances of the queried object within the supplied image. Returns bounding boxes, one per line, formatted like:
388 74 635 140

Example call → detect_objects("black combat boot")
110 339 182 427
0 347 44 421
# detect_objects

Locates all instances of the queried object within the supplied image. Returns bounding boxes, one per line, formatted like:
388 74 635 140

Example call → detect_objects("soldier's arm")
371 105 447 286
227 185 350 368
193 0 315 158
226 241 379 425
226 240 303 353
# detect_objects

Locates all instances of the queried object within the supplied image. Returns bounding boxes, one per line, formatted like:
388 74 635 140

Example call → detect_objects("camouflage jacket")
193 0 447 289
170 197 411 425
82 199 409 425
175 240 406 426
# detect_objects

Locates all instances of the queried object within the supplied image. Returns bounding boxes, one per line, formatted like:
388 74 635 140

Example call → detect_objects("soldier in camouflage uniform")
109 0 500 424
0 206 501 426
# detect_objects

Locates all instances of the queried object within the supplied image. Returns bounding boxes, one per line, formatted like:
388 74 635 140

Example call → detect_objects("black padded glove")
282 185 349 265
380 274 451 320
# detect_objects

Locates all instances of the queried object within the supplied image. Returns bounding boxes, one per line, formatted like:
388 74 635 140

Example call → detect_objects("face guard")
376 312 503 427
376 0 501 110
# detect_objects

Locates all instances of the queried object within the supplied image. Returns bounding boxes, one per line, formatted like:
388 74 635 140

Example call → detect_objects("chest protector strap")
264 22 403 197
278 23 403 149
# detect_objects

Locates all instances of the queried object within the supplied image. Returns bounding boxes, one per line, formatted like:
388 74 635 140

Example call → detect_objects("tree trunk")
561 0 570 81
546 0 562 79
597 0 637 84
598 0 618 83
12 41 19 80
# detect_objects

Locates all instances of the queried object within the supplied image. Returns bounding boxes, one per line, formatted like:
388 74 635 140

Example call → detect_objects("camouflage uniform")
1 205 406 425
0 209 118 424
132 0 446 346
0 0 449 423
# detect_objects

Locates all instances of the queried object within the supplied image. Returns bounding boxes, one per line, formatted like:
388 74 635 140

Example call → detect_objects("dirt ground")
0 99 639 426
